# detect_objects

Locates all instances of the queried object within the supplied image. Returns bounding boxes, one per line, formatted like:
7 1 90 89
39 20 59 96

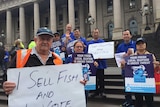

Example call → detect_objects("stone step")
0 103 7 107
105 94 160 102
0 89 5 95
0 95 7 105
0 95 7 101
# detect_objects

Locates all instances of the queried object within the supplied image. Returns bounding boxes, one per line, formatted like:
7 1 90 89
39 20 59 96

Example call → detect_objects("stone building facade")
0 0 160 47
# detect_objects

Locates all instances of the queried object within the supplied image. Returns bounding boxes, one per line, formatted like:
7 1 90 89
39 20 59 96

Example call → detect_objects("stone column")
141 0 151 35
141 0 148 25
68 0 75 30
62 5 68 33
19 6 26 43
50 0 56 32
78 0 85 37
153 0 160 30
89 0 97 30
112 0 122 40
6 9 12 45
34 1 40 35
96 0 103 38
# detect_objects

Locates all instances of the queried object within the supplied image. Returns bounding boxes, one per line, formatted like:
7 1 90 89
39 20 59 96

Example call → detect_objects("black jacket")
9 54 56 68
3 53 57 83
0 46 5 62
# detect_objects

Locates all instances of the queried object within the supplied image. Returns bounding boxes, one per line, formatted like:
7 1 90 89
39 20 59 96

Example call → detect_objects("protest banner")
115 52 125 67
124 54 156 93
72 53 96 90
88 42 114 59
7 63 86 107
51 41 65 61
51 41 62 54
66 40 78 55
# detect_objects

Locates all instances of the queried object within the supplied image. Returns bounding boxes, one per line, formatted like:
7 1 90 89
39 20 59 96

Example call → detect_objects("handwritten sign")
88 42 114 59
7 63 86 107
124 54 156 93
115 52 125 67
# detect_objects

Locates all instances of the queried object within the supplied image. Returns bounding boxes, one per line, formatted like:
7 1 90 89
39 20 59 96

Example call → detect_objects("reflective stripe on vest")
16 49 32 68
52 52 63 65
16 49 62 68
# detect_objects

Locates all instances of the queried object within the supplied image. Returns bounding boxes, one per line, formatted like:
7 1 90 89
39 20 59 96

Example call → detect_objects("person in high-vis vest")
3 27 86 95
2 27 63 94
28 40 36 49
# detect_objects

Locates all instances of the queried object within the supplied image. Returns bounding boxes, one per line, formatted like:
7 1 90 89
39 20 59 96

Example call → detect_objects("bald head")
66 24 72 32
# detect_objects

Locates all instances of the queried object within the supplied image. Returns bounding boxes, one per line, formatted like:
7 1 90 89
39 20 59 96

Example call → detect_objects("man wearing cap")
134 37 159 107
50 32 66 62
51 32 62 55
51 32 62 53
2 27 63 94
116 29 136 107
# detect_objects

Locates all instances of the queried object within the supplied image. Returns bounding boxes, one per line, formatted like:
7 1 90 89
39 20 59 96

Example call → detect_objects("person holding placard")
2 27 63 95
61 24 74 55
50 32 66 63
65 40 98 103
64 28 88 59
50 32 62 55
116 29 136 107
88 28 107 98
121 37 159 107
134 38 159 107
61 24 74 43
3 27 86 98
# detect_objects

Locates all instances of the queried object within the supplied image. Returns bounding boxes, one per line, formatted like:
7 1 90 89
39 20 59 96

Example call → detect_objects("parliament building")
0 0 159 47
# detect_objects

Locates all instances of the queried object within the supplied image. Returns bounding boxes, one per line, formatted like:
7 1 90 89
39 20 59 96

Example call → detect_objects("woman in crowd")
121 37 159 107
65 40 98 104
134 37 159 107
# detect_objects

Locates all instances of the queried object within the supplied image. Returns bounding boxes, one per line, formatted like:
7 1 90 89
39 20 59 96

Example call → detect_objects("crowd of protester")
1 24 160 107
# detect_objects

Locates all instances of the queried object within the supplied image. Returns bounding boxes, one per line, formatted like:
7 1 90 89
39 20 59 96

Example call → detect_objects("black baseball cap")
136 37 146 44
36 27 53 37
54 32 60 36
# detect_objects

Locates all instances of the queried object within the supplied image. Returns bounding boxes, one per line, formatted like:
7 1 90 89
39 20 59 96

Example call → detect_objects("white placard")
7 63 86 107
85 76 96 90
60 52 65 61
88 42 114 59
115 52 125 67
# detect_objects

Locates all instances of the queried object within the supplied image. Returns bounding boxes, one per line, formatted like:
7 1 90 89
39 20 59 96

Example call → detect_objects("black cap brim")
136 38 146 44
54 32 60 36
37 32 53 37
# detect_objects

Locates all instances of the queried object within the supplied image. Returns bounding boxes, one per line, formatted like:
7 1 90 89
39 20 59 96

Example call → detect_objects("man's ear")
34 37 37 42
